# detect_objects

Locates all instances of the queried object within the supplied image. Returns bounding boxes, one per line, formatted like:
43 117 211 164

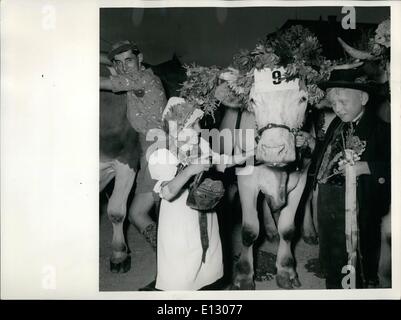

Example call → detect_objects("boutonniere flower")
318 125 367 183
338 127 367 167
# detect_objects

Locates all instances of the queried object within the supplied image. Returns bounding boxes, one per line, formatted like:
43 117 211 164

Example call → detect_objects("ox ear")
214 68 243 108
215 82 243 108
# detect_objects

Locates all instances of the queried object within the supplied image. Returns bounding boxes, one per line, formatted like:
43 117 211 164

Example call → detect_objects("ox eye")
299 96 307 104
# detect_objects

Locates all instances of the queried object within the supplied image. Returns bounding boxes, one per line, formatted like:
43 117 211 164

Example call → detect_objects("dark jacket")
307 107 391 281
308 108 391 214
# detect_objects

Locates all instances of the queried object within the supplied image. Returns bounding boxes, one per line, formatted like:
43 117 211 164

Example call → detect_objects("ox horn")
331 61 364 71
337 37 375 61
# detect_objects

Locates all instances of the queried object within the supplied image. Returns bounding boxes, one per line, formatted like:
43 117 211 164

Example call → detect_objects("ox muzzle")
255 123 299 166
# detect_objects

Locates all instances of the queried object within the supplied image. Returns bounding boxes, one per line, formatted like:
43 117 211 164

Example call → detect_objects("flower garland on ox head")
179 25 333 115
179 64 223 118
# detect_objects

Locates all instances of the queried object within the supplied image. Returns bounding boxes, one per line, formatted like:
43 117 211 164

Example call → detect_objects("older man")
101 40 167 252
308 67 391 288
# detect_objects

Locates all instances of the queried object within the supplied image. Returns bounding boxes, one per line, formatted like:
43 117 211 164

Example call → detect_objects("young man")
307 67 391 288
101 40 167 254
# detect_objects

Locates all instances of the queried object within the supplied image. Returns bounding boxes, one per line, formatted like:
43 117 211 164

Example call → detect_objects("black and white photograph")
99 5 391 291
1 0 400 301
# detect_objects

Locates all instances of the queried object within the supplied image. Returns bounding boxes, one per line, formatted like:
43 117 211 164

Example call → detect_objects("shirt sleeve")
148 148 179 194
109 69 160 93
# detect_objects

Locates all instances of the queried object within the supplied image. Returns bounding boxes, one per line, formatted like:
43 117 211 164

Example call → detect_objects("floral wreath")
180 25 334 115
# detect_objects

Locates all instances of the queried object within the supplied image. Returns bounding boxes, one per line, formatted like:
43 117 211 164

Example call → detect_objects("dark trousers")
317 184 349 289
317 183 383 288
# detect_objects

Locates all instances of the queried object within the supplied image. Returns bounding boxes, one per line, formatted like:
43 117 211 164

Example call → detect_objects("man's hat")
318 66 377 94
108 40 141 61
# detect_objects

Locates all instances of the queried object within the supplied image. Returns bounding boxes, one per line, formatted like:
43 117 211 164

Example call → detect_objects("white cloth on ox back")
254 67 299 93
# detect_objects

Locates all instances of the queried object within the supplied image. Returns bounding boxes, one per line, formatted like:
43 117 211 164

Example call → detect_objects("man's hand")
295 131 315 151
100 76 113 91
338 161 371 177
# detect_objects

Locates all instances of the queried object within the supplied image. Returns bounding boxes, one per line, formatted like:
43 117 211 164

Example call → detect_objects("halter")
232 111 303 170
255 123 300 143
254 123 303 170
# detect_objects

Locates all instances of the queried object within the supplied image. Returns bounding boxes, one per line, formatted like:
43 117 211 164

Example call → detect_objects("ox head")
216 67 308 166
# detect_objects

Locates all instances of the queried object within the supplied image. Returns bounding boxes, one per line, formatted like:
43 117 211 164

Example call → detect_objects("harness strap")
256 122 299 144
199 212 209 263
235 109 243 130
234 111 303 169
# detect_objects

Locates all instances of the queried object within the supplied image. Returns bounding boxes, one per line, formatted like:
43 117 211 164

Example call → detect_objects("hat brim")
318 81 376 94
108 44 140 61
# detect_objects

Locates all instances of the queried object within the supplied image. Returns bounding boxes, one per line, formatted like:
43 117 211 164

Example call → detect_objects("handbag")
186 171 225 212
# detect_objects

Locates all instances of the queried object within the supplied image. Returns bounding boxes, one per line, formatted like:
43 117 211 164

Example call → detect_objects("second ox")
215 67 312 289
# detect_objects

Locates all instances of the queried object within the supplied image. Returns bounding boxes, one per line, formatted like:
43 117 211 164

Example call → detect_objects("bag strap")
192 171 204 187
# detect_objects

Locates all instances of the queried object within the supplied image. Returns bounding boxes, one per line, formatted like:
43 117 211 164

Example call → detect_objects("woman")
148 97 224 291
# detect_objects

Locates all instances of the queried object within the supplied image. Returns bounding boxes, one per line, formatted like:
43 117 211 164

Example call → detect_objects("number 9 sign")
254 67 299 93
272 70 282 85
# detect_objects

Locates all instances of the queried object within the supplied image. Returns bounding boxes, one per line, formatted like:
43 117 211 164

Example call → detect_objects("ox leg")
276 172 307 289
302 190 318 245
100 161 115 192
231 174 259 290
108 161 136 273
312 186 319 232
378 210 391 287
263 198 279 243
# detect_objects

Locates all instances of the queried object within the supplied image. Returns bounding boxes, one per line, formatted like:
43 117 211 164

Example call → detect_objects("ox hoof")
230 279 255 290
276 271 293 289
303 235 319 245
230 284 240 290
291 275 302 288
110 255 131 273
276 271 301 289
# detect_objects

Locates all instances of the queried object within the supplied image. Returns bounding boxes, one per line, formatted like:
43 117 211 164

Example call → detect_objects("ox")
215 67 311 289
99 54 185 273
99 56 186 273
100 63 140 273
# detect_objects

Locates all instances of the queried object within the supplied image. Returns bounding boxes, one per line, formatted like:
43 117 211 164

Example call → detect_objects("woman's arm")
215 152 254 172
161 163 209 201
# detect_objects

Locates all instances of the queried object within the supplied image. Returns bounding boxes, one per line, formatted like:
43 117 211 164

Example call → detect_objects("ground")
99 195 326 291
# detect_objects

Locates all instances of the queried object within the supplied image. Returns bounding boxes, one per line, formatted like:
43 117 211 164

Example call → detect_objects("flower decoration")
318 125 367 184
229 26 333 108
374 18 390 49
180 25 333 115
363 18 391 67
179 64 222 118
